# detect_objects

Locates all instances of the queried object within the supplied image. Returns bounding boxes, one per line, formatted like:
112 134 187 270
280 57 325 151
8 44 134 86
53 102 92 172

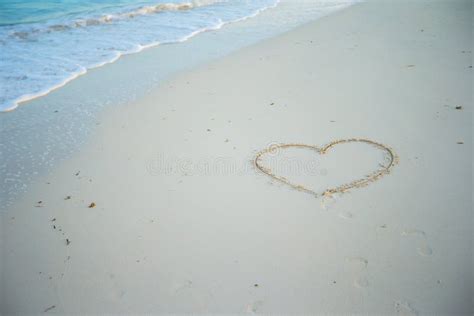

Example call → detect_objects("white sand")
1 0 472 314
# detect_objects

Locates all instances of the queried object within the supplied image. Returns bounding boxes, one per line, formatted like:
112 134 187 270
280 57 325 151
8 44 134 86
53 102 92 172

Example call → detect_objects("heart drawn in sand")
254 138 398 198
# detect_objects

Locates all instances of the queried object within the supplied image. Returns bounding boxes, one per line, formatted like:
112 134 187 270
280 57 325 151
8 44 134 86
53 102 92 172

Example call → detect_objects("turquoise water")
0 0 278 111
0 0 143 26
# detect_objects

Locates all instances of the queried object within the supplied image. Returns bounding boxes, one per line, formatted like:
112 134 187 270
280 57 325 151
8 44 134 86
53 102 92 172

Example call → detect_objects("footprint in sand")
338 211 354 220
246 300 264 314
171 279 193 295
346 257 369 288
394 301 418 316
320 194 339 210
100 273 126 301
401 229 433 256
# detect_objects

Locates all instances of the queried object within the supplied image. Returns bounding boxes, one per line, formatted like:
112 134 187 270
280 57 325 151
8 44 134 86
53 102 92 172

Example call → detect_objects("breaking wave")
10 0 224 39
0 0 279 111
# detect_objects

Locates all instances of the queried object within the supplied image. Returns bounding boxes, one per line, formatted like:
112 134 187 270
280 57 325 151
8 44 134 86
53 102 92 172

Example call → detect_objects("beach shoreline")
0 0 355 211
1 0 472 314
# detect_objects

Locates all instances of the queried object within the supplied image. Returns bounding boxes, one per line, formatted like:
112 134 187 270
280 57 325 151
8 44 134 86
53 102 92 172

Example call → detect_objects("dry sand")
1 0 472 314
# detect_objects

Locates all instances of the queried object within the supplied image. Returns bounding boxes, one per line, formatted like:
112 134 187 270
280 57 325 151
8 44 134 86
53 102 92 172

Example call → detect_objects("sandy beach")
1 0 472 314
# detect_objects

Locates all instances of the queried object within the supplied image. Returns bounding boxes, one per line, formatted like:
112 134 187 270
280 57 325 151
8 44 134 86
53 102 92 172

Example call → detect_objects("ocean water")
0 0 279 111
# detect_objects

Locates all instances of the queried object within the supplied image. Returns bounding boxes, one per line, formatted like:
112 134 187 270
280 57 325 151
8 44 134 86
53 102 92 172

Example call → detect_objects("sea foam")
0 0 279 112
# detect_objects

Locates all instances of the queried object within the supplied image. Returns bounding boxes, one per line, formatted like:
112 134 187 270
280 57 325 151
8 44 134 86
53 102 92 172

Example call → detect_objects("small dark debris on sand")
406 64 415 68
88 202 96 208
64 196 71 200
207 129 211 132
44 305 56 313
66 239 71 246
75 171 80 176
224 139 229 143
51 218 56 222
455 106 462 110
270 102 275 106
35 201 43 207
457 141 464 144
254 284 259 287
